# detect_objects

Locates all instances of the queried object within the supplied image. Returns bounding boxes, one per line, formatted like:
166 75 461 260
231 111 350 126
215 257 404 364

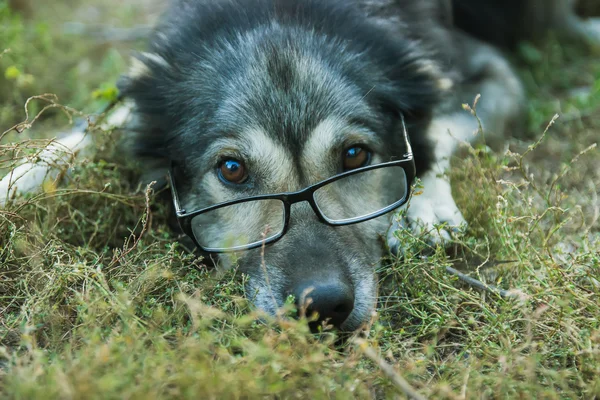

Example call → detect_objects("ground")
0 1 599 398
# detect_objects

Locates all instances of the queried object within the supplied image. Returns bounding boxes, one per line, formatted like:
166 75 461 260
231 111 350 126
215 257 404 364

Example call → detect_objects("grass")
1 1 599 398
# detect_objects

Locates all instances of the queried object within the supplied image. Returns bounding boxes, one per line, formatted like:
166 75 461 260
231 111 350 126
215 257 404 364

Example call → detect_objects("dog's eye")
218 159 248 184
343 146 371 171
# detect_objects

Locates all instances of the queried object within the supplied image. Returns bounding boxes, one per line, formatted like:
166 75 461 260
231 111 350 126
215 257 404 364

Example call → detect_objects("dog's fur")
2 0 595 331
114 0 600 331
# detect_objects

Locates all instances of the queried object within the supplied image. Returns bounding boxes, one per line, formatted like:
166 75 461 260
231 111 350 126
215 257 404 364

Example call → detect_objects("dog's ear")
414 59 454 93
117 52 174 161
117 51 172 100
372 57 451 175
375 57 451 124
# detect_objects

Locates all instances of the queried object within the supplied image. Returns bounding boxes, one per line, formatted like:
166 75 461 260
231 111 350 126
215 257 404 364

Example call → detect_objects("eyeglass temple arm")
400 113 413 160
168 166 187 216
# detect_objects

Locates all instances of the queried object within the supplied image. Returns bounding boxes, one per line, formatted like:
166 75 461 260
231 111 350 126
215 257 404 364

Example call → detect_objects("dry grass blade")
0 94 83 141
355 339 427 400
108 181 155 268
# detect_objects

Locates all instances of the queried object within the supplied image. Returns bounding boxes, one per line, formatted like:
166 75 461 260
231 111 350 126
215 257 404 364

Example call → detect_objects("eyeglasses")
168 118 416 253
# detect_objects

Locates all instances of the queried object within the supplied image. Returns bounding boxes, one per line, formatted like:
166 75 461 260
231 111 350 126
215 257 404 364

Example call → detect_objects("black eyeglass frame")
168 116 416 253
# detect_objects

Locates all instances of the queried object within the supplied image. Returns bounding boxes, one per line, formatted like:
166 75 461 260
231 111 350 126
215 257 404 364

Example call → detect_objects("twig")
355 339 427 400
108 181 155 268
548 142 597 206
445 266 515 299
0 94 86 141
516 114 559 204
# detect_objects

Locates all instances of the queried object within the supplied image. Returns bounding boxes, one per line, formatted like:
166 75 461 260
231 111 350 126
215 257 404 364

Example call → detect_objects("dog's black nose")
293 281 354 331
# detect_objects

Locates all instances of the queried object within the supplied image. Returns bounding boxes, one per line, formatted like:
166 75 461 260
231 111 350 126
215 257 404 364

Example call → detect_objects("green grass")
1 2 599 398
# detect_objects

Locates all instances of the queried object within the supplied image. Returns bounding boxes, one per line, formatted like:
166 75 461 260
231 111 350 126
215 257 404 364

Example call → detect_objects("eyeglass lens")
191 199 286 251
313 166 407 223
190 165 407 251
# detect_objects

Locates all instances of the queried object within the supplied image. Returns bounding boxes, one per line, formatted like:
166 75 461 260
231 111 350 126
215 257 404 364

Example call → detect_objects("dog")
2 0 598 332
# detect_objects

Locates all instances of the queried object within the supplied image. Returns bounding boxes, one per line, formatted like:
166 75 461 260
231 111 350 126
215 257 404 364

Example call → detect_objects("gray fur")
120 0 599 331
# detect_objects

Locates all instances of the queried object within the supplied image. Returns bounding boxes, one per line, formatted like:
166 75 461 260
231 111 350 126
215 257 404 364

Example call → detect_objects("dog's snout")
294 280 354 330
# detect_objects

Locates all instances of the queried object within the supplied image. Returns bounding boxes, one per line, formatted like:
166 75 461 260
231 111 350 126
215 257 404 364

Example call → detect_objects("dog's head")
120 0 443 331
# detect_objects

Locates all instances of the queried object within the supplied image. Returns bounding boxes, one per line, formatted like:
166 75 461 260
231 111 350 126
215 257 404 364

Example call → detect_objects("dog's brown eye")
343 146 371 171
218 159 248 184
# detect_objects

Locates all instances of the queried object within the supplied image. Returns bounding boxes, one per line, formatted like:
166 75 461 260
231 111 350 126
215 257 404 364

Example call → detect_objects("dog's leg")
0 131 91 207
544 0 600 44
565 16 600 45
0 104 132 207
452 0 600 47
389 36 525 252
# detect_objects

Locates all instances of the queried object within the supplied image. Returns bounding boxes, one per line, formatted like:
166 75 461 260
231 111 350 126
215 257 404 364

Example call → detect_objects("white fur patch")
126 52 171 80
139 52 170 69
416 59 454 91
128 56 152 79
426 113 479 174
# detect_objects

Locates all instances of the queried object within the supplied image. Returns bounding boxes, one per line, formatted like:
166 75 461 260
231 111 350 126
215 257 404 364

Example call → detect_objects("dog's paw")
386 213 408 256
387 175 466 256
388 171 466 255
406 191 466 242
